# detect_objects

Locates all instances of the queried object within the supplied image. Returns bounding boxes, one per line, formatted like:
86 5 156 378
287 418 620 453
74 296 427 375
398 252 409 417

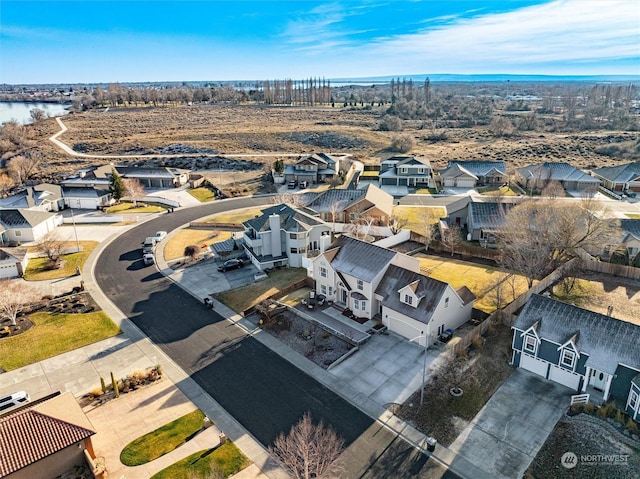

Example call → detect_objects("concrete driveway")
449 369 572 479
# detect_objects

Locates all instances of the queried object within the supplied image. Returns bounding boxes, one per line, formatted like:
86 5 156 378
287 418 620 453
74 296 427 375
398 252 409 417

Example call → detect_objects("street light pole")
70 208 80 252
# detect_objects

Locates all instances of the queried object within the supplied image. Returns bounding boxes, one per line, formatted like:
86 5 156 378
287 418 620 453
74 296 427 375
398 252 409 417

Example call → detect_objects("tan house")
0 392 100 479
303 184 394 225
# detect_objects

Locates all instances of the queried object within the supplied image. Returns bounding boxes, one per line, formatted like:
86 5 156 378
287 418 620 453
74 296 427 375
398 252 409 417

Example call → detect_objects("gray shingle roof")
244 204 324 233
0 209 56 228
517 162 599 184
468 201 516 230
591 162 640 183
375 264 448 324
620 219 640 241
444 160 507 177
62 186 111 198
327 236 397 283
513 295 640 375
304 189 365 212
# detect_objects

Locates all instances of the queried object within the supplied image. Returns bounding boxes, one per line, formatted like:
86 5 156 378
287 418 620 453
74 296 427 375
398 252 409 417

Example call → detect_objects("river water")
0 101 71 125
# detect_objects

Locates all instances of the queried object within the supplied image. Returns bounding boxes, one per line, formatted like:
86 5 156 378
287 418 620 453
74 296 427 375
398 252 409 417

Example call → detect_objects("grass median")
151 442 250 479
120 409 206 466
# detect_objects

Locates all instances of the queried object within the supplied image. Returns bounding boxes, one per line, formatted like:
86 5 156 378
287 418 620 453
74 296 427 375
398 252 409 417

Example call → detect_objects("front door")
589 369 607 391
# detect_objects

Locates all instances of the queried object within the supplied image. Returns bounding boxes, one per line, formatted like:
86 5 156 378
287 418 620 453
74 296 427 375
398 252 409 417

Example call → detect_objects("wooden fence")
579 258 640 281
189 221 244 230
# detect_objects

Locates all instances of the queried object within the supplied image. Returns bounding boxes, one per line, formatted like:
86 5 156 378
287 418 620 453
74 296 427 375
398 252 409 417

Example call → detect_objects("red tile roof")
0 410 95 476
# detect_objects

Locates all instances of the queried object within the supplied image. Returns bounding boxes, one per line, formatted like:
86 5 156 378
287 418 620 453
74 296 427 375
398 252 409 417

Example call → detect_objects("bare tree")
390 134 415 153
7 151 43 185
387 214 408 235
441 224 463 256
0 280 38 326
36 231 66 269
271 193 305 208
541 180 565 199
29 108 47 123
123 178 146 207
270 412 344 479
419 209 439 250
0 172 15 197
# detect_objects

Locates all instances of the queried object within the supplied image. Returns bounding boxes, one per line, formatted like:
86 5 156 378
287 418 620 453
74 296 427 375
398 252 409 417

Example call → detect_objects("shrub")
379 115 403 131
471 334 484 349
184 244 202 261
584 402 596 414
390 134 415 153
626 417 638 433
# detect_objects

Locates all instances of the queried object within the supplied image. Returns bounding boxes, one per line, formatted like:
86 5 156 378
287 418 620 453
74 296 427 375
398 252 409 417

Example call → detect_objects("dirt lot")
25 103 640 184
526 414 640 479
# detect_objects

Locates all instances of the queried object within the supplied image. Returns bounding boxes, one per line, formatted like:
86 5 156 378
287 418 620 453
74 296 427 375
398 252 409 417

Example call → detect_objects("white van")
0 391 31 413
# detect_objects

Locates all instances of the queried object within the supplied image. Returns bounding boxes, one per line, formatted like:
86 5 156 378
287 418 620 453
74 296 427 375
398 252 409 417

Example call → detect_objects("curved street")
93 197 457 478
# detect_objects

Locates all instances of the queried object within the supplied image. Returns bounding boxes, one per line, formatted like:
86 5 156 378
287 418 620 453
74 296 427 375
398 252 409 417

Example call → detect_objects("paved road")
94 197 448 478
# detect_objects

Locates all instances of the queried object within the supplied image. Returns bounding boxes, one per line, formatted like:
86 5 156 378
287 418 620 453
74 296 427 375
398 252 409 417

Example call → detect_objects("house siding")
610 365 640 402
626 381 640 420
537 339 561 365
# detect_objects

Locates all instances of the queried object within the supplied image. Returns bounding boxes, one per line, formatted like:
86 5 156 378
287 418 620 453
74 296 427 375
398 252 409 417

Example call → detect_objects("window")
523 335 537 354
444 297 449 308
357 280 363 290
353 300 359 310
299 247 306 253
560 349 576 368
320 267 327 278
15 231 21 237
629 390 639 410
290 247 298 254
328 287 333 296
321 285 327 295
361 300 367 311
404 294 413 305
289 233 297 239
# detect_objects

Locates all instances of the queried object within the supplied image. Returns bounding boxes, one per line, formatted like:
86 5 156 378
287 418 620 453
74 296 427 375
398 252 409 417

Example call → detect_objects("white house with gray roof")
243 204 331 271
512 295 640 420
61 186 113 210
0 184 64 212
0 208 62 244
516 162 600 192
312 236 475 345
591 162 640 194
439 160 507 188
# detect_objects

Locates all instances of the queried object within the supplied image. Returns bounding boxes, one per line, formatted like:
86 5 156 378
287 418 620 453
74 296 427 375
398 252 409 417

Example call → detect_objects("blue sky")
1 0 638 84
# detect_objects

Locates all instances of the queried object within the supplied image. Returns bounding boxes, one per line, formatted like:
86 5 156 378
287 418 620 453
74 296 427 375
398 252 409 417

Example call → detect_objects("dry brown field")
27 103 639 186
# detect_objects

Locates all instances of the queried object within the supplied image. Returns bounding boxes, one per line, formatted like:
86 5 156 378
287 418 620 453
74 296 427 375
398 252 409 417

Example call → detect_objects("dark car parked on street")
217 259 245 272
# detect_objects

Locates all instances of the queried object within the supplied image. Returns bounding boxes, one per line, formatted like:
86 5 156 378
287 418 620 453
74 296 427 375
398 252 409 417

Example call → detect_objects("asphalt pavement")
92 197 482 478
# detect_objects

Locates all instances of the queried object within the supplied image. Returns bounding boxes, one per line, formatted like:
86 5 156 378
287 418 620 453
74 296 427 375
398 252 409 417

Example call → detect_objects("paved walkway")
85 380 222 479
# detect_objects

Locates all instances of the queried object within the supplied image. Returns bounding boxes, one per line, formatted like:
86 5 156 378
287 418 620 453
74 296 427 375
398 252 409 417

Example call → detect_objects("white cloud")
368 0 640 72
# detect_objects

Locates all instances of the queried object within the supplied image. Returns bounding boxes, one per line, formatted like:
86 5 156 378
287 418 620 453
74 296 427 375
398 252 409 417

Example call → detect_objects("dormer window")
560 349 576 369
523 335 538 354
404 294 413 305
357 280 363 290
320 267 327 278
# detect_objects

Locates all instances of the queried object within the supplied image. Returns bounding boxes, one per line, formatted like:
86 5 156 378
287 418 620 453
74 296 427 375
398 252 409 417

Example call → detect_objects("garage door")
443 178 456 187
520 353 548 378
0 264 19 279
456 178 476 188
548 365 581 390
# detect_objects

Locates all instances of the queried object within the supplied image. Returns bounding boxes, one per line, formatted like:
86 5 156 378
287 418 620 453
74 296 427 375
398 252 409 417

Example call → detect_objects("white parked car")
143 253 155 265
154 231 168 242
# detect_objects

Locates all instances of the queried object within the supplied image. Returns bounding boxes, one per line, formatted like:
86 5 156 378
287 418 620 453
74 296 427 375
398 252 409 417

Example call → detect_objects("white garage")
548 365 582 390
520 353 549 378
454 178 476 188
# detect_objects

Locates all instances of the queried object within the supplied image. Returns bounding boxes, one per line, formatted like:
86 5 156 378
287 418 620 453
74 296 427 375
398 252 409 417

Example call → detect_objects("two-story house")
379 156 434 189
0 184 64 212
243 204 331 271
312 236 474 346
283 153 340 185
512 294 640 421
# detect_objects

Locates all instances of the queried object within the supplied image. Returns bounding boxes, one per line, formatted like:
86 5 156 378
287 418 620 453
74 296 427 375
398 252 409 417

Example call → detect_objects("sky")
1 0 639 84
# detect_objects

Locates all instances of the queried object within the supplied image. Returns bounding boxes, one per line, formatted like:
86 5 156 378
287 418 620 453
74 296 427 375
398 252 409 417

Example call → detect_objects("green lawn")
120 410 206 466
151 443 251 479
215 268 307 313
0 311 121 371
204 207 264 224
107 202 166 213
476 185 519 196
188 187 217 202
416 254 532 313
392 206 445 234
24 241 99 281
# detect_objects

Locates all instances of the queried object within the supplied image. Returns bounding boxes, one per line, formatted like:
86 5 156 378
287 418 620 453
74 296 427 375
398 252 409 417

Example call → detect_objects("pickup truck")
142 237 157 254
